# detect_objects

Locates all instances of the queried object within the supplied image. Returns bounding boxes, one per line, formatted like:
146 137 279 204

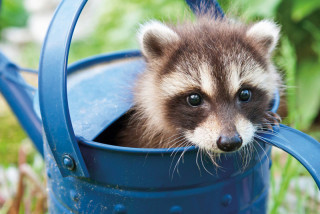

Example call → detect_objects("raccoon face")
136 19 281 152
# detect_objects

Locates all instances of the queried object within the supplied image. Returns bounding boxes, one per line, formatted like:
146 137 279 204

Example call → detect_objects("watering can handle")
259 125 320 190
39 0 89 178
38 0 222 178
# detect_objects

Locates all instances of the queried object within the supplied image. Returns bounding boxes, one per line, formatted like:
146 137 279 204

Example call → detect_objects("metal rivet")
170 206 182 214
222 194 232 207
70 190 80 202
62 155 75 170
113 204 126 214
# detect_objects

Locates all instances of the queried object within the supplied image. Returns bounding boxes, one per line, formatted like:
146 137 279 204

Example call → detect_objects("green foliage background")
0 0 28 33
0 0 320 213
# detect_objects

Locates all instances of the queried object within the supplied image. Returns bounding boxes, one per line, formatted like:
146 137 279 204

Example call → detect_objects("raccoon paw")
261 111 281 131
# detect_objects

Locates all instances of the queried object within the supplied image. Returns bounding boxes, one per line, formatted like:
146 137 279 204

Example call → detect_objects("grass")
0 109 27 166
270 150 320 213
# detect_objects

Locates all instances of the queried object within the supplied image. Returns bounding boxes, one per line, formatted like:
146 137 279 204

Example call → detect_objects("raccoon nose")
217 135 242 152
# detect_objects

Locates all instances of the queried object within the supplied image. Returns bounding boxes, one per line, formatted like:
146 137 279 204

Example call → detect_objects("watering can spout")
0 52 43 156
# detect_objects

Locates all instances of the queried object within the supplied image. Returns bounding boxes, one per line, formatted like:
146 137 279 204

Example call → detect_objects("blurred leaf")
292 0 320 21
0 0 28 31
303 21 320 61
69 0 187 62
241 0 281 19
296 61 320 130
276 37 297 126
309 130 320 141
0 112 26 166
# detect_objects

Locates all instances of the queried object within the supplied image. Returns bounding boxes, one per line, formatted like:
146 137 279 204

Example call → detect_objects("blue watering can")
0 0 320 213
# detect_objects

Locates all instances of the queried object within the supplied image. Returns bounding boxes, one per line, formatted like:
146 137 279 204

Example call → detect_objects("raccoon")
116 15 282 154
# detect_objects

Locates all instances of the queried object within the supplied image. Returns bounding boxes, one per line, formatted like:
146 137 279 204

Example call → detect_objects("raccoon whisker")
169 138 190 155
204 149 220 169
257 125 293 131
165 135 186 149
255 130 291 145
252 139 265 176
254 123 281 135
253 135 271 165
257 123 280 128
255 134 289 151
164 132 183 142
200 148 213 176
174 143 193 176
215 153 222 174
236 148 243 170
168 135 188 149
169 140 189 169
172 142 192 178
258 122 280 125
166 141 184 151
216 152 222 164
239 145 248 170
242 145 250 169
246 143 255 169
246 145 252 168
255 130 281 137
169 140 189 177
247 144 253 168
242 146 249 170
158 135 165 147
195 147 202 176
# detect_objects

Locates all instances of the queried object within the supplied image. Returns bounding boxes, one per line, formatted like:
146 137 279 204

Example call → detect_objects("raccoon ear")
246 20 280 55
138 21 180 59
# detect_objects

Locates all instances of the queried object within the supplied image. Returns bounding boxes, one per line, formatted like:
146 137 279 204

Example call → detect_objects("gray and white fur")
116 15 282 155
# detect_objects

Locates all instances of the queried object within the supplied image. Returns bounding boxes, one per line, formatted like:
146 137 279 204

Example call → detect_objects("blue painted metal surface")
45 136 271 213
186 0 224 17
261 124 320 189
39 0 89 178
35 51 143 141
0 0 320 213
0 53 43 155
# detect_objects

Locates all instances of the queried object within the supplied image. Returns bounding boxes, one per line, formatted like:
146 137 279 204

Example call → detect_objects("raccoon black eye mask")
115 16 282 155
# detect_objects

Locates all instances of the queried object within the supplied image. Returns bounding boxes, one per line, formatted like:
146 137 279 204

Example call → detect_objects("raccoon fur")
116 15 282 154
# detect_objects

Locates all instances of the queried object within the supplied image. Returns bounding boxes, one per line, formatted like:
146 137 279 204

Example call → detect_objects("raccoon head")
135 18 281 152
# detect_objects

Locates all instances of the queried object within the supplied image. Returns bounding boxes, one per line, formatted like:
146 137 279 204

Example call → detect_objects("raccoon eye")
239 89 252 102
187 93 202 107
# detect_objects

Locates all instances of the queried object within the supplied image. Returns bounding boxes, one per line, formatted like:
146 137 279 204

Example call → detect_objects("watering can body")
1 0 320 213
